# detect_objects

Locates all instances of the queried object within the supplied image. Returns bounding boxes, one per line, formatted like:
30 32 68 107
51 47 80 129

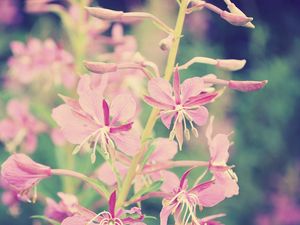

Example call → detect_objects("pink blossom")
1 154 52 201
7 38 77 90
62 191 146 225
97 138 179 192
145 68 218 148
0 0 20 26
0 99 46 153
52 76 140 163
206 117 239 198
160 169 226 225
45 192 79 222
0 175 20 216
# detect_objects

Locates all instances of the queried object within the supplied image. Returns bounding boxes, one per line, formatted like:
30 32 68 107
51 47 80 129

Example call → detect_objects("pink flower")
0 99 46 153
52 76 140 163
205 117 239 198
7 38 77 90
0 0 21 26
144 68 218 148
62 191 146 225
0 176 21 216
97 138 179 193
45 192 79 222
1 154 52 201
160 169 226 225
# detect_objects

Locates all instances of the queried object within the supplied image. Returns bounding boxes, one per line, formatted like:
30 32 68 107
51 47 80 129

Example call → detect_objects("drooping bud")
1 154 51 201
226 2 255 28
220 11 253 27
159 34 174 51
84 61 118 74
228 80 268 92
216 59 246 71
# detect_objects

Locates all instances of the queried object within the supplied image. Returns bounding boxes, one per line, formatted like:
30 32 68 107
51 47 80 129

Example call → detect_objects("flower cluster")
0 0 267 224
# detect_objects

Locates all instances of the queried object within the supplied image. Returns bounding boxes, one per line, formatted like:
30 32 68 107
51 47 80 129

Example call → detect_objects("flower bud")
220 11 253 27
85 7 124 20
226 3 255 28
1 154 51 200
159 34 174 51
86 7 143 24
228 80 268 92
84 61 118 74
216 59 246 71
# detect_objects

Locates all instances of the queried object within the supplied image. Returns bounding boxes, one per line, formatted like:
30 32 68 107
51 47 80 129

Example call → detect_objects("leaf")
129 180 163 202
84 176 110 199
31 215 61 225
141 144 156 167
144 215 158 220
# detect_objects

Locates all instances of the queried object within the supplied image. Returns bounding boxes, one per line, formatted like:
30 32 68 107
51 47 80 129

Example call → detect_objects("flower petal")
148 78 174 106
196 182 226 207
150 170 179 193
186 106 209 126
173 68 181 104
150 138 178 161
110 130 140 156
181 77 205 103
160 204 175 225
160 111 176 129
110 94 136 123
52 104 98 144
210 134 230 165
144 95 173 110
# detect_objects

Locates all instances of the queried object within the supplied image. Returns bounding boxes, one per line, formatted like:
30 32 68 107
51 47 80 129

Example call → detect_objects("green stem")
116 0 189 208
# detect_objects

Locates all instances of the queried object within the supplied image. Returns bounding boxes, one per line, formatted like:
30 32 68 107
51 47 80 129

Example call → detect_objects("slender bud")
228 80 268 92
220 11 253 27
226 3 255 28
216 59 246 71
85 7 124 20
84 61 118 74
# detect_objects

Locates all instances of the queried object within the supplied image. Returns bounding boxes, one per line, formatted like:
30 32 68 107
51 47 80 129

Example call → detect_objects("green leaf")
144 215 158 220
31 215 61 225
129 180 163 202
141 144 156 167
84 176 110 199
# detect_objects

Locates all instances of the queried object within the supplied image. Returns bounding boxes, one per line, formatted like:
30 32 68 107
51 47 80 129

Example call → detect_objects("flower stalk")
116 0 189 208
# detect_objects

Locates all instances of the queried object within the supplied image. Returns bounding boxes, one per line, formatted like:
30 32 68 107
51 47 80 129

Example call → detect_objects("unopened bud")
228 80 268 92
216 59 246 71
226 3 255 28
184 129 190 141
84 61 118 74
221 11 253 27
86 7 144 24
159 34 174 51
86 7 124 20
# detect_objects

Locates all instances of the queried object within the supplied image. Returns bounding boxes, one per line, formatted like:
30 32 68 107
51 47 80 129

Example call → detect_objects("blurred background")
1 0 300 225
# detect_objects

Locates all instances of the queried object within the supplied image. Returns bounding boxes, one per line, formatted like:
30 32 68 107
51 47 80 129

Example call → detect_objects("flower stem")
116 0 189 208
51 169 109 200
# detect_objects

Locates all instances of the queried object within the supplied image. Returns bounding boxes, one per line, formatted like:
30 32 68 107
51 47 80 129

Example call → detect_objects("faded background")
1 0 300 225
